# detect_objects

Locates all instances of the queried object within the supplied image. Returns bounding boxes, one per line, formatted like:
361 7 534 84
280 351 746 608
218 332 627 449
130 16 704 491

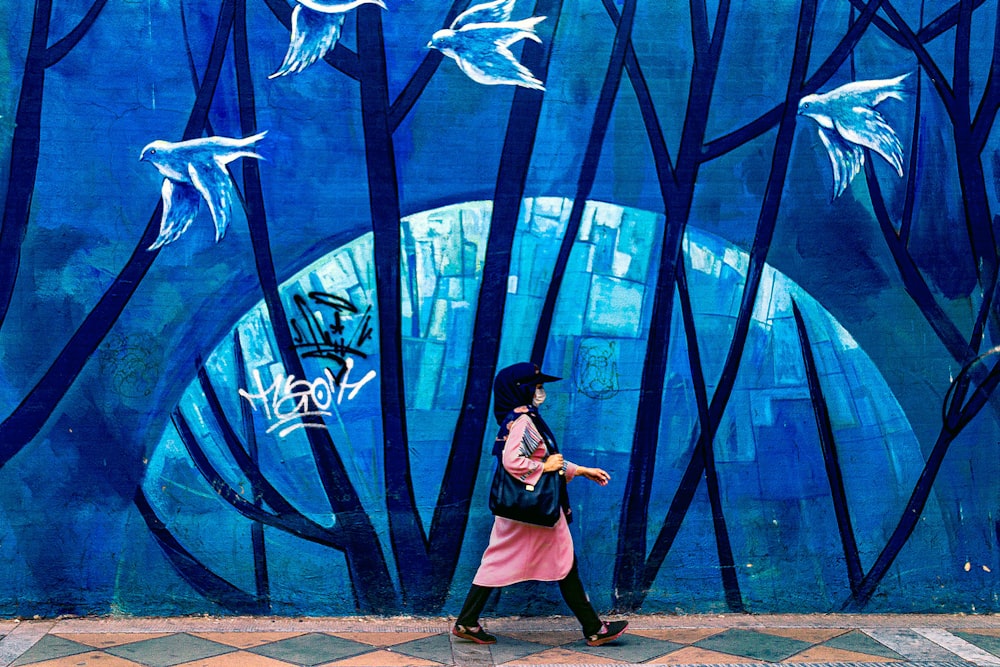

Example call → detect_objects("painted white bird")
798 74 909 198
139 132 267 250
428 0 546 90
270 0 387 79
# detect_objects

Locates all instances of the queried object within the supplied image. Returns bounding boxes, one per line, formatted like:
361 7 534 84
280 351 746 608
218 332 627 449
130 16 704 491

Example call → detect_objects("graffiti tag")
577 340 620 399
238 358 377 438
99 332 158 399
290 291 373 381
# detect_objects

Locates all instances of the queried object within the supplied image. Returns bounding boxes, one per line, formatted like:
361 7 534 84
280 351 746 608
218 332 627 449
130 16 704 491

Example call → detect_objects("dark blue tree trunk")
430 0 564 610
356 4 433 611
0 0 52 327
233 0 395 612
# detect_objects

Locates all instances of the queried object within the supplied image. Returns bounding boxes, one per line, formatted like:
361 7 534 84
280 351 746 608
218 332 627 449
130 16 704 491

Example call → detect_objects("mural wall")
0 0 998 617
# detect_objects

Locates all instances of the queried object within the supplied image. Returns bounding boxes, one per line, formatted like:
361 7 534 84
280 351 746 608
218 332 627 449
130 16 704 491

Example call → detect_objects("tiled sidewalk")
0 614 998 667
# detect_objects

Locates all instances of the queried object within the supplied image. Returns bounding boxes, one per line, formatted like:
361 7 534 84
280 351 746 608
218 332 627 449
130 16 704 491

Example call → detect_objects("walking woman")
452 362 628 647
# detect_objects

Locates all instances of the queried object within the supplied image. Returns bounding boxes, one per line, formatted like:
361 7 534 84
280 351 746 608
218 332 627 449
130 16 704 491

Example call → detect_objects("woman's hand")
578 467 610 486
542 454 564 472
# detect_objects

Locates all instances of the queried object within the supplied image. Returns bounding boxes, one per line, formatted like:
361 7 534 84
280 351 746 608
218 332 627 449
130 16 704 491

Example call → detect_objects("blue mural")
0 0 999 617
138 199 945 615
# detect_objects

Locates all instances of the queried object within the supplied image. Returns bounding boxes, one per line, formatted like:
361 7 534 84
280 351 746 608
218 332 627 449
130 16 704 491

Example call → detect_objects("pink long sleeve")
501 415 578 485
502 416 544 485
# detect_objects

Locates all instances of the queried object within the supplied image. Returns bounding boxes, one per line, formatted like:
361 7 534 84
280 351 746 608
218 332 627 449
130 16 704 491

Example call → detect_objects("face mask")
532 386 547 406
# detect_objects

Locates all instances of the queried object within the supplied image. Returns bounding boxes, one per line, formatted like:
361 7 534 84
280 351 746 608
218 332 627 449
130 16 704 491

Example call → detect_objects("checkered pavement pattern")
1 616 998 667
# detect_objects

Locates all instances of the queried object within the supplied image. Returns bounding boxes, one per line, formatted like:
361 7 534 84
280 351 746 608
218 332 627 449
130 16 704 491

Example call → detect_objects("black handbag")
488 457 562 527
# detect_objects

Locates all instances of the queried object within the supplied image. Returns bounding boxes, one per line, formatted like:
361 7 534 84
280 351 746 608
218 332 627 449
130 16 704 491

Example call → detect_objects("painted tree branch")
134 487 266 613
233 331 271 609
233 0 395 612
172 409 344 549
918 0 987 42
851 0 957 118
179 1 217 137
706 1 814 429
702 0 882 163
839 0 984 47
846 347 1000 608
898 70 921 246
612 0 733 611
0 0 236 463
430 0 564 610
792 301 864 593
971 7 1000 149
859 0 1000 355
530 0 637 363
388 0 471 130
600 0 678 185
945 0 999 287
0 0 54 329
864 163 974 363
355 3 435 610
954 0 972 125
673 261 743 610
621 0 816 611
44 0 110 67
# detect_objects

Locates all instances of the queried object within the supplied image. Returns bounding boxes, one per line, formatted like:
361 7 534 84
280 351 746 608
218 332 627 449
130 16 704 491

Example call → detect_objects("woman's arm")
503 415 587 483
572 466 610 486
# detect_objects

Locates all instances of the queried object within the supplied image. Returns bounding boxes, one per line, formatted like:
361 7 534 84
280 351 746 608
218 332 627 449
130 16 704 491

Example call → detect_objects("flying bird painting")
428 0 547 90
140 132 267 250
798 73 909 199
270 0 387 79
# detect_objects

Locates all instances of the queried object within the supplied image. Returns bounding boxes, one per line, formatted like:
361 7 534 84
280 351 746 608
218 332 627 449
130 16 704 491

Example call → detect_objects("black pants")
456 559 602 636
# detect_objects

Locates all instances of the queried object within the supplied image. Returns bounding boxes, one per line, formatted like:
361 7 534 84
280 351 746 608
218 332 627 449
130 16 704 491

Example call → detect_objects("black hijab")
492 363 537 424
491 362 561 457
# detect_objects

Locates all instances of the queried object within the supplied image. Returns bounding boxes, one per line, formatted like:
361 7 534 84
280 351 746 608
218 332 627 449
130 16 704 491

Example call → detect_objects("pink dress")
472 414 579 587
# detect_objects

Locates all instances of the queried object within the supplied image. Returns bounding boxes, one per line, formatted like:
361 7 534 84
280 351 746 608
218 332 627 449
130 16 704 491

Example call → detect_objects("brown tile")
173 652 298 667
630 628 725 644
188 632 307 649
328 631 438 647
645 645 746 664
321 650 442 666
53 633 172 648
18 651 147 666
783 646 903 663
759 628 848 643
505 630 584 646
502 646 625 664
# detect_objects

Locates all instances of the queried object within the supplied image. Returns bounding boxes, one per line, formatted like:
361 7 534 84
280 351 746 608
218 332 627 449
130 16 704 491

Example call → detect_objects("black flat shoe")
452 623 497 644
586 619 629 646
